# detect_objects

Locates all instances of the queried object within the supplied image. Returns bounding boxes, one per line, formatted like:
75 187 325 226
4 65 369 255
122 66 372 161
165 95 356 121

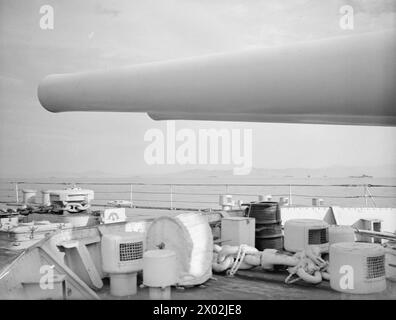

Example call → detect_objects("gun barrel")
38 31 396 126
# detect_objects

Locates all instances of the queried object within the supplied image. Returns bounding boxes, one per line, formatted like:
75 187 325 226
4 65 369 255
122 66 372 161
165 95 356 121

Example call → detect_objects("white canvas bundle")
146 212 213 286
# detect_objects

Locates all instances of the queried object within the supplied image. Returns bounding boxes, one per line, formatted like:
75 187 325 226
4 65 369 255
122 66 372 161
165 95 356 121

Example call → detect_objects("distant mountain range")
2 164 394 180
158 165 396 179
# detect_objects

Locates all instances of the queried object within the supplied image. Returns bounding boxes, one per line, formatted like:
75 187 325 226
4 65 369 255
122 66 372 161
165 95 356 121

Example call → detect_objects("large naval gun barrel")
38 31 396 126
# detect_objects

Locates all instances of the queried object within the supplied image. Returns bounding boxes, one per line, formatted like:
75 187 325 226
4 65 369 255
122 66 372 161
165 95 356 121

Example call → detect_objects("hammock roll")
146 212 213 286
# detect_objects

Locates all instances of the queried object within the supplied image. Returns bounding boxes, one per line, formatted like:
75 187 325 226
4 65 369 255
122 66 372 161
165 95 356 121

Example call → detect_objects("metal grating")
119 241 143 262
366 255 385 279
308 228 329 245
373 222 381 232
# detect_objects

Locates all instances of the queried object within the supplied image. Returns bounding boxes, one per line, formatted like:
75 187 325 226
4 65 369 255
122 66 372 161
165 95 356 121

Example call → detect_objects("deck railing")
1 181 396 210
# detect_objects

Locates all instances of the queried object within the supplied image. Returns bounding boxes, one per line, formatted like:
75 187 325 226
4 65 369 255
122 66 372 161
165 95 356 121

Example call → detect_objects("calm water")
1 176 396 209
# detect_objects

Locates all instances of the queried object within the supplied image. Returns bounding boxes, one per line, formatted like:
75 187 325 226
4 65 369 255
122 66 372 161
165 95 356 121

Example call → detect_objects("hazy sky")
0 0 395 177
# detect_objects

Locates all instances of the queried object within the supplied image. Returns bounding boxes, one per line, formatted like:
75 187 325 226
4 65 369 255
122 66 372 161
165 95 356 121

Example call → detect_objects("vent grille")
119 241 143 262
366 255 385 279
373 222 381 232
308 228 328 245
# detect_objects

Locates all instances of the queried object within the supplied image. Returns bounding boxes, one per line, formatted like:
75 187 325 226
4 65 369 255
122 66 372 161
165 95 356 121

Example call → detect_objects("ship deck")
1 207 395 300
97 270 396 300
97 208 396 300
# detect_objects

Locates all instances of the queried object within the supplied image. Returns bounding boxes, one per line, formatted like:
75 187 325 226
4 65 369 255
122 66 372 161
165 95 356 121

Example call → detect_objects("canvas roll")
145 212 213 286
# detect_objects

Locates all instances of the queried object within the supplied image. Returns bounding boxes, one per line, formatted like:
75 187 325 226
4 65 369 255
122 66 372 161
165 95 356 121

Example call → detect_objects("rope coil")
213 244 330 285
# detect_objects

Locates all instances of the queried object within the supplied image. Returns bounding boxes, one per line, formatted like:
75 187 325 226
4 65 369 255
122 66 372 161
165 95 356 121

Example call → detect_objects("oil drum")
246 202 281 224
255 223 282 238
255 235 284 251
246 202 283 250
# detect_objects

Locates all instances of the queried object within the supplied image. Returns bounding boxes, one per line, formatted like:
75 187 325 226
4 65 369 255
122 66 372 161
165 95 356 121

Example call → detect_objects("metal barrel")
247 202 281 224
255 236 284 251
246 202 283 250
255 223 283 238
